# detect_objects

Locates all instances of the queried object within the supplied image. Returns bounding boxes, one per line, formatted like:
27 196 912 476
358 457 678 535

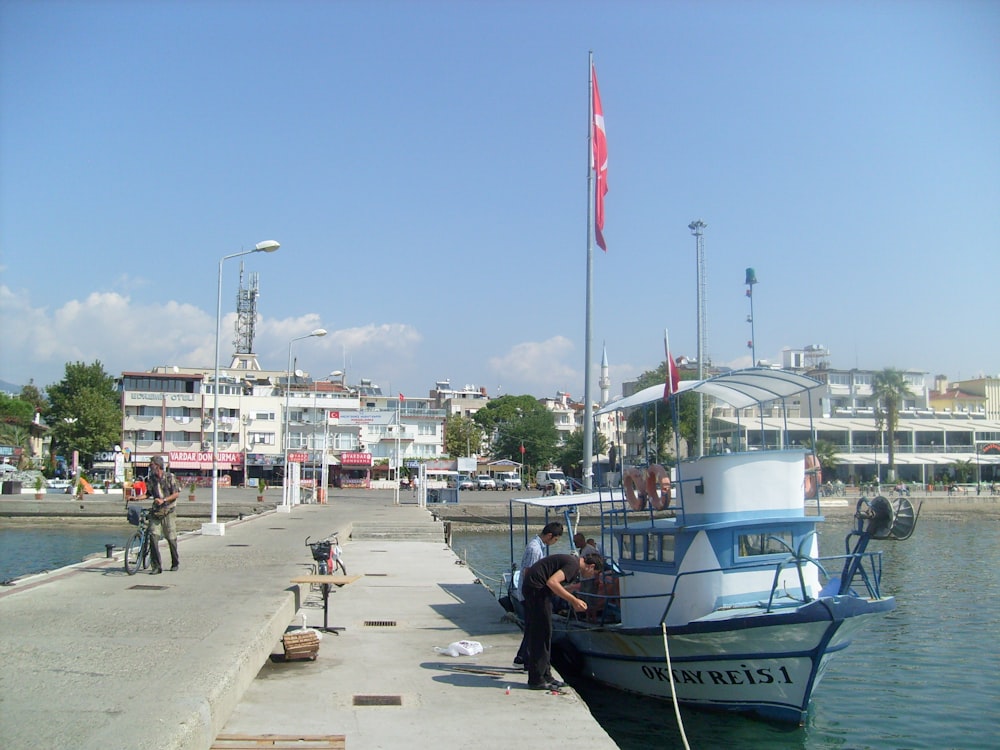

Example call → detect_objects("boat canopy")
511 493 605 509
596 367 823 414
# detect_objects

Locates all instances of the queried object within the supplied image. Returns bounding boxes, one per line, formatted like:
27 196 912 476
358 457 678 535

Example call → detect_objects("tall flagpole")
582 51 595 491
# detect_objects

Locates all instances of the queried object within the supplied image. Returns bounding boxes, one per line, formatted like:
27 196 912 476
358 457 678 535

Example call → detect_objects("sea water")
452 515 1000 750
0 522 130 582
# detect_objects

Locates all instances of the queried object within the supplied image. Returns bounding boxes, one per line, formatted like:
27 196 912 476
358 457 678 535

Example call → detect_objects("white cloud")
488 336 579 397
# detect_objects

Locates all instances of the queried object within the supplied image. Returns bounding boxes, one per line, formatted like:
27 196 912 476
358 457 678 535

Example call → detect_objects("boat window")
644 534 658 561
633 534 646 561
657 534 675 564
620 535 633 560
738 530 793 558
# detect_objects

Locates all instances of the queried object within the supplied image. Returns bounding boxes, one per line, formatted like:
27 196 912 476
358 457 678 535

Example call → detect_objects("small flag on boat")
399 393 405 402
663 329 680 400
592 62 608 251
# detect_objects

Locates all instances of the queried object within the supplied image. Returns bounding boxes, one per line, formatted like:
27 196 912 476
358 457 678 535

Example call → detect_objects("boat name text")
641 664 794 686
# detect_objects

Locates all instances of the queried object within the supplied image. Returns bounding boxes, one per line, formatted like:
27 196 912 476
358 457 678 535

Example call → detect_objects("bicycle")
305 535 347 576
124 506 152 575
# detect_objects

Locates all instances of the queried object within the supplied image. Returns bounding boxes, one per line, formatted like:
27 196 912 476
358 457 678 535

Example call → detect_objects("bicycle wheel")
124 531 143 575
334 558 347 575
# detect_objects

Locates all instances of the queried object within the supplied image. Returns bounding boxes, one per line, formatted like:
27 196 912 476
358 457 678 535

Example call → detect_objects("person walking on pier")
146 456 181 574
512 522 563 668
522 552 603 691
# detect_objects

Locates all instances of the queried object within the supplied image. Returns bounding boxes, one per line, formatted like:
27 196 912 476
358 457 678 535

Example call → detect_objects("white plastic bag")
434 639 484 657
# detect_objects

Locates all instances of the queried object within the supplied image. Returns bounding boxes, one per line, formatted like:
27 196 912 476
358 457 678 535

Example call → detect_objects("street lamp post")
203 240 280 537
280 328 327 512
63 418 79 493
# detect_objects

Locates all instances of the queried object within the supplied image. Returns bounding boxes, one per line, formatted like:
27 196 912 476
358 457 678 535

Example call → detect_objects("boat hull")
556 596 894 724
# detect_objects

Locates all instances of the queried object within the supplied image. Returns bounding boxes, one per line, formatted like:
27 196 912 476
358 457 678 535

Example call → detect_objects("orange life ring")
804 454 821 499
623 468 646 510
646 464 671 510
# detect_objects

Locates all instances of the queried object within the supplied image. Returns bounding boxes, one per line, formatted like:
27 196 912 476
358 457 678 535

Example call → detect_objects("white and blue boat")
507 368 919 724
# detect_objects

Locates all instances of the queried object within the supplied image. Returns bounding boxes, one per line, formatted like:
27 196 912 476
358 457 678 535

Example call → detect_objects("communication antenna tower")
234 262 259 355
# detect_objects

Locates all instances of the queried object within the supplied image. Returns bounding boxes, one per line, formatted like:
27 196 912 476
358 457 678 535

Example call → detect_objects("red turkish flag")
519 443 526 455
663 329 680 400
592 63 608 251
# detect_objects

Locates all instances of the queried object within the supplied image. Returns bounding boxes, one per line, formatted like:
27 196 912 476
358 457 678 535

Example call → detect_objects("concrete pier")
0 490 616 750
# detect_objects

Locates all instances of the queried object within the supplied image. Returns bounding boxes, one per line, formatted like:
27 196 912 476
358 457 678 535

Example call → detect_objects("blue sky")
1 1 998 400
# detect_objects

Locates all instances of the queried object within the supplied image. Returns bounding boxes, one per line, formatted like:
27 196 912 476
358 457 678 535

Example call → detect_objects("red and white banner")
340 451 372 466
166 450 244 470
592 62 608 251
663 328 680 400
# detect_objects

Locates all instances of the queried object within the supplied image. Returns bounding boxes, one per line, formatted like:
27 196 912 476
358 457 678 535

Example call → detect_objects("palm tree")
871 368 912 483
805 438 839 480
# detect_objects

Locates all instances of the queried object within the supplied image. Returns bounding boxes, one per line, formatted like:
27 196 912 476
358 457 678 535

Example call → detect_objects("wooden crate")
281 630 320 661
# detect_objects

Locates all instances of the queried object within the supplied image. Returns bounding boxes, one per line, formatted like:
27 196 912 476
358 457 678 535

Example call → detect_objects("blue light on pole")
745 267 758 366
202 240 280 536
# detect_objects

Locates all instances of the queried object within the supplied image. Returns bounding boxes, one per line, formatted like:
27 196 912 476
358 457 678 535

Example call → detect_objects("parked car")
475 475 497 490
456 474 476 491
535 470 567 494
496 471 522 490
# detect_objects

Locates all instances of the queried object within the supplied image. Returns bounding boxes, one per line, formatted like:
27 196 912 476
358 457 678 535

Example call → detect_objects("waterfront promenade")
0 490 616 750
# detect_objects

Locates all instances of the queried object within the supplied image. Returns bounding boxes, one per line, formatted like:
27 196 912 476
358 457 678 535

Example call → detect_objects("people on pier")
522 552 603 691
145 456 181 574
572 533 600 607
512 522 563 669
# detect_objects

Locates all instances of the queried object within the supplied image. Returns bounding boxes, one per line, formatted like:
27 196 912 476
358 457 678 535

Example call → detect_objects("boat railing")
561 543 886 629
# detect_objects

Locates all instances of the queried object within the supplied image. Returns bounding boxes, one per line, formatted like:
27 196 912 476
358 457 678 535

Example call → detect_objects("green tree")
474 394 560 472
871 368 912 483
0 392 36 427
556 428 608 479
45 361 122 467
804 438 839 479
19 380 48 415
443 414 482 457
0 393 36 467
950 459 975 484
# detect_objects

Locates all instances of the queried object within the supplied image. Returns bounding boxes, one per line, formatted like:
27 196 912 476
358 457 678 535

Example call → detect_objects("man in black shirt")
522 552 603 690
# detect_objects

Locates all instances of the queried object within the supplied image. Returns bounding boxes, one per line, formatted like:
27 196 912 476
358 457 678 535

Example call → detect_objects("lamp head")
254 240 281 253
311 328 328 338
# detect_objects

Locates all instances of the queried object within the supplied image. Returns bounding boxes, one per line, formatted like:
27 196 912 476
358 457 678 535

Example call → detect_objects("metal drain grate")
226 543 250 547
129 584 168 590
365 573 387 577
364 620 397 627
353 695 402 706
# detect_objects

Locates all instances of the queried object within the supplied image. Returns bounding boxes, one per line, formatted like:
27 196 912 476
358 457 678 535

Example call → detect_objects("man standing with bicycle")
146 456 181 574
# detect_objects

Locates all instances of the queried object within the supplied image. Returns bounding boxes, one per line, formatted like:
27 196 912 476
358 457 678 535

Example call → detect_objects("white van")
535 470 567 494
496 471 522 490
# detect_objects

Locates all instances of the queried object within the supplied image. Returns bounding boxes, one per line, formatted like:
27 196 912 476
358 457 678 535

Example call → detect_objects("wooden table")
290 575 361 633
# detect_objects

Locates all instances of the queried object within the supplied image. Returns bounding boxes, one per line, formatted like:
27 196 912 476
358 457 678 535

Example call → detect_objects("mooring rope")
662 622 692 750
